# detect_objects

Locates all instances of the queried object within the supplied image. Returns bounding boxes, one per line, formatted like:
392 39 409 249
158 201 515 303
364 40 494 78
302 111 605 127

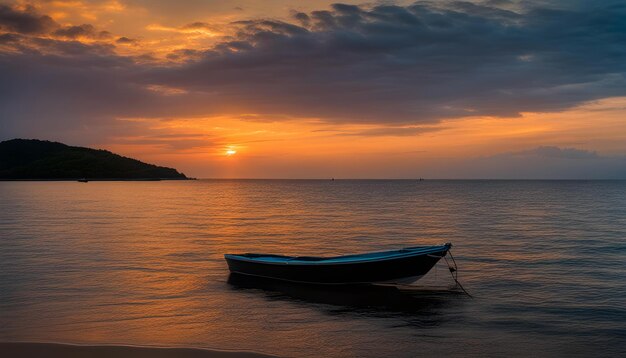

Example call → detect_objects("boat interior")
229 245 450 264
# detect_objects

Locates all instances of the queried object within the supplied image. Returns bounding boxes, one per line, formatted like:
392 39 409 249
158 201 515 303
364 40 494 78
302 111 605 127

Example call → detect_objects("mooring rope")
443 249 473 298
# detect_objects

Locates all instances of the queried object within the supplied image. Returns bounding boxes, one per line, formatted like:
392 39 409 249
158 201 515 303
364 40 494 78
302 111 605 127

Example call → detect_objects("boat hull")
225 246 449 285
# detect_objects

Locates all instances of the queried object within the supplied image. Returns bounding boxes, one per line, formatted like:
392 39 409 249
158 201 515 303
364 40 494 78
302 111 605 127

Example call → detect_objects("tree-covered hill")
0 139 188 180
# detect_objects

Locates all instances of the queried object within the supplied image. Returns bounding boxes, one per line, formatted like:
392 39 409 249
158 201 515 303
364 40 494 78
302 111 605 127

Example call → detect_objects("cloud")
1 1 626 145
440 145 626 179
337 126 444 137
0 4 57 34
116 36 137 44
147 21 222 35
52 24 98 39
147 0 626 123
110 134 216 150
165 48 203 61
0 5 116 51
181 22 213 30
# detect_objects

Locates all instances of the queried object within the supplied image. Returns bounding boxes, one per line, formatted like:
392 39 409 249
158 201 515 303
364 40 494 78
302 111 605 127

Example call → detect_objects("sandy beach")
0 342 276 358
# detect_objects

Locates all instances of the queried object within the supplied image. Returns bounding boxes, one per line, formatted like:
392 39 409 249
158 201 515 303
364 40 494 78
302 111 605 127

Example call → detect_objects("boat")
224 243 452 285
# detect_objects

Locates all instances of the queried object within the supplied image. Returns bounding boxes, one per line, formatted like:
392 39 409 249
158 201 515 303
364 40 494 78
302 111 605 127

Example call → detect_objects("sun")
224 145 240 156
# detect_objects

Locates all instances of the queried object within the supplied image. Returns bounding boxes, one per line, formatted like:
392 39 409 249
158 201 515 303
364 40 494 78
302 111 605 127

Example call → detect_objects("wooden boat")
225 243 451 285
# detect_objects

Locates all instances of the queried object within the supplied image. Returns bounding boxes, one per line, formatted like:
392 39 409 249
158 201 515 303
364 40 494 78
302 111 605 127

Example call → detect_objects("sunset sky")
1 0 625 178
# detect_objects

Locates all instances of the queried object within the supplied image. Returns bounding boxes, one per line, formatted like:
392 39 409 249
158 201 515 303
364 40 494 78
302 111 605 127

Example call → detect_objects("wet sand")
0 342 276 358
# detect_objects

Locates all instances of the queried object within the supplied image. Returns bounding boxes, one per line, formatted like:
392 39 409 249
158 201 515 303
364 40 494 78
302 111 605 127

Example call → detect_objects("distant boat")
77 178 88 183
225 243 451 285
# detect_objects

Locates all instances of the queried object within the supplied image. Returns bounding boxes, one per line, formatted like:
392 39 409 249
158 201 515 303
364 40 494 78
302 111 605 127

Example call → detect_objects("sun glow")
105 97 626 178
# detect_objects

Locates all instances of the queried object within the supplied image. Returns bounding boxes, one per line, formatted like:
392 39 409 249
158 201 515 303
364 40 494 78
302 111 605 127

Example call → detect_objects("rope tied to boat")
443 248 473 298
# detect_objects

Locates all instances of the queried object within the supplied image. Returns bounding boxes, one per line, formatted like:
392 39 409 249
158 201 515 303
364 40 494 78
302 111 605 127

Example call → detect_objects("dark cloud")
292 12 310 27
165 48 203 61
98 31 113 39
145 0 626 123
0 5 111 40
1 1 626 145
116 36 137 45
0 4 57 34
52 24 96 39
0 32 20 44
32 37 117 57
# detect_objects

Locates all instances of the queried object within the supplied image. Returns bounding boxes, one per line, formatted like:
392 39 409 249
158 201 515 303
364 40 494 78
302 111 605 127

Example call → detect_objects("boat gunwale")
224 244 450 266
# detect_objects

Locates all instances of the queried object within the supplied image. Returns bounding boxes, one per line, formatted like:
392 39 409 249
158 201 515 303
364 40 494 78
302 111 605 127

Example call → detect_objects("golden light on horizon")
98 96 626 178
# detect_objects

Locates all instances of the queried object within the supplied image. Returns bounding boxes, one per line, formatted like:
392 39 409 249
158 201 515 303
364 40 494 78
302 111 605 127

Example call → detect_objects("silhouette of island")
0 139 189 180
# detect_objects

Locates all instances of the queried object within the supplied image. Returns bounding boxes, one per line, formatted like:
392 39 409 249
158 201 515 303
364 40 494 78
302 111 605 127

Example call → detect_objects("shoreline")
0 342 276 358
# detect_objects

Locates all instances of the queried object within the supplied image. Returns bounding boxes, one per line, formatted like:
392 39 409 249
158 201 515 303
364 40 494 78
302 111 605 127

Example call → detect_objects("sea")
1 180 625 357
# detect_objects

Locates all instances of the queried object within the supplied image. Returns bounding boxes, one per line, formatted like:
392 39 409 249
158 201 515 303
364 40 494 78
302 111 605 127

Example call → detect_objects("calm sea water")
1 180 625 357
